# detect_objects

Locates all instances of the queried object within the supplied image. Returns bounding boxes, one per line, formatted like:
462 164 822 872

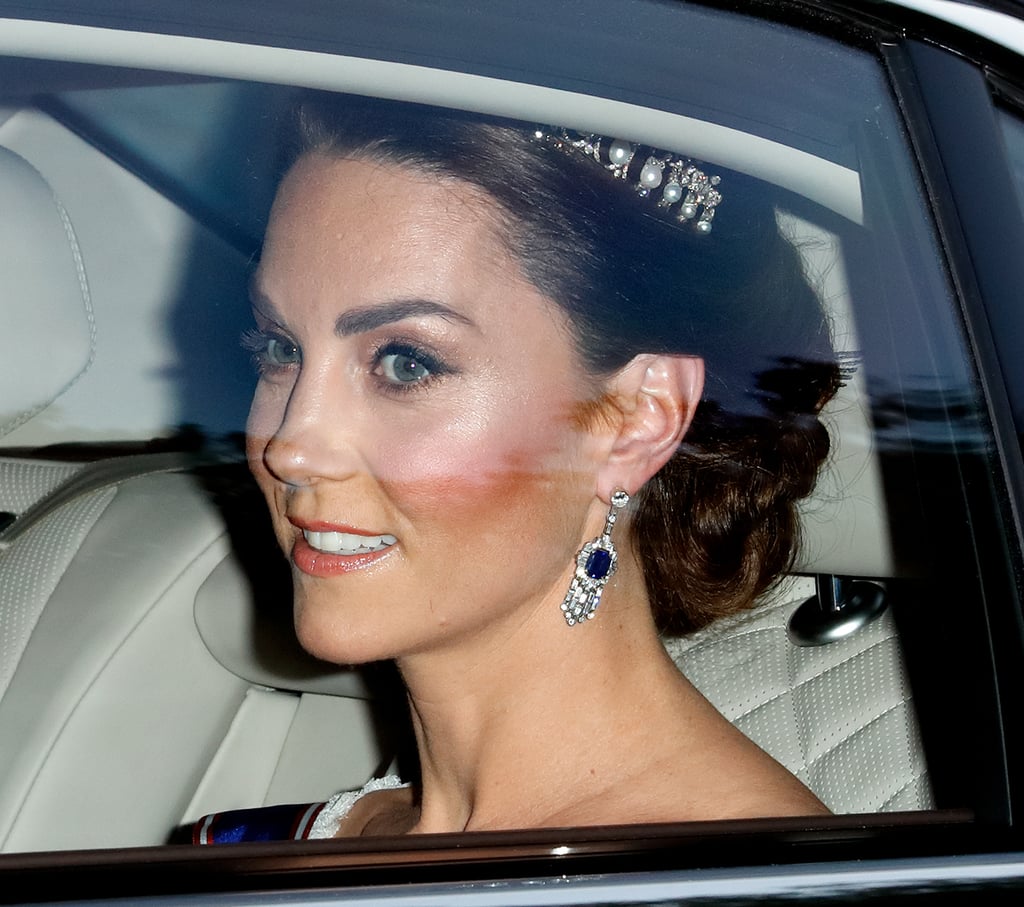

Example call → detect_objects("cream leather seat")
0 131 397 852
0 460 396 852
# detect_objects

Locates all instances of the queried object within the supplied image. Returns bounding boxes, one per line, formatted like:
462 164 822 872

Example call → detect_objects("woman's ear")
595 354 704 501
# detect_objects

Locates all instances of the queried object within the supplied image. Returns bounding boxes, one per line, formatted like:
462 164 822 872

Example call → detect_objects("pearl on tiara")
608 139 634 167
534 128 723 233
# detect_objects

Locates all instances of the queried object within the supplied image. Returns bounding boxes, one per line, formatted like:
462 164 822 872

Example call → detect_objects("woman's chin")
292 602 397 666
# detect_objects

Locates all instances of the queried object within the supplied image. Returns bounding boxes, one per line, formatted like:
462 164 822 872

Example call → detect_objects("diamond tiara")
534 128 723 233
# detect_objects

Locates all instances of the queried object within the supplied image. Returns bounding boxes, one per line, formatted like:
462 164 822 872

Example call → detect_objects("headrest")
195 555 371 698
781 212 893 579
0 146 95 438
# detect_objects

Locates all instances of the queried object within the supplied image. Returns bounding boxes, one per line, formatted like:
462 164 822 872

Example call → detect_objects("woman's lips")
289 521 398 577
303 529 397 554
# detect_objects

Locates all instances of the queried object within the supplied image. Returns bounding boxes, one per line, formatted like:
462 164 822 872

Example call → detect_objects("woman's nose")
257 372 361 487
262 429 319 487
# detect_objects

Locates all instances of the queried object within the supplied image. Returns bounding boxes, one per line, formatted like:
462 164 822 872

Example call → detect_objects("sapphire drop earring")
561 490 629 626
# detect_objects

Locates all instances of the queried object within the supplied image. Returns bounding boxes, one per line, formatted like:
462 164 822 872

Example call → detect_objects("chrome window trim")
0 17 862 222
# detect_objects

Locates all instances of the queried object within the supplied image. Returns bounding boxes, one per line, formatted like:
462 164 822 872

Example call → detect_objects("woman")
200 95 837 841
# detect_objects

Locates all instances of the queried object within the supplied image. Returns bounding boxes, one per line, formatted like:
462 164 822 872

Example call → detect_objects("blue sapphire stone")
585 548 612 580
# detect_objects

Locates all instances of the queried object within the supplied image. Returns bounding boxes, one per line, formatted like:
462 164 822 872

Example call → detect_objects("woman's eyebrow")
247 278 282 323
335 299 476 336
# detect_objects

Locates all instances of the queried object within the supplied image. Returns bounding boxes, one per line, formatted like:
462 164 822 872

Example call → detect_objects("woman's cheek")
245 389 276 473
372 403 582 518
245 385 294 547
246 378 281 437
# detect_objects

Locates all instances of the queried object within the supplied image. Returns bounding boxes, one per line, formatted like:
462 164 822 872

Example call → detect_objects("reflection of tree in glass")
751 357 842 418
868 379 991 453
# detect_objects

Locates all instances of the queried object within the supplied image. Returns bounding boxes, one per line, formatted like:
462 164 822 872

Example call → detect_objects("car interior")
0 38 1007 856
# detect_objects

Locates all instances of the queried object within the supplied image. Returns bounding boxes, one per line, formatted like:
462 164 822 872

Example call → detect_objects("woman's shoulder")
309 774 410 839
637 733 830 824
555 758 827 829
551 692 829 828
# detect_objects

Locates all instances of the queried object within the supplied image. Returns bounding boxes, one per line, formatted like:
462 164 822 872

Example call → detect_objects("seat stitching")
0 519 230 850
878 771 927 811
683 627 892 676
802 697 908 770
0 171 96 437
787 616 809 774
727 635 897 723
670 600 801 646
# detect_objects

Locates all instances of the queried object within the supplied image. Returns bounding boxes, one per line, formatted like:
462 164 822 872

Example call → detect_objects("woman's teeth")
303 530 397 554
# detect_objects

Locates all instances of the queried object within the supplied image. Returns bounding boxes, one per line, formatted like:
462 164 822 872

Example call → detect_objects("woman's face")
247 153 605 664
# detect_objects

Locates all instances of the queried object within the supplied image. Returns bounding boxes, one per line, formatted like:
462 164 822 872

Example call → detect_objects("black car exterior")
3 0 1024 903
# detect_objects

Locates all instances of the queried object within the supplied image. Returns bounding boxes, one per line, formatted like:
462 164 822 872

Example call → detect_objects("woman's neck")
393 549 692 833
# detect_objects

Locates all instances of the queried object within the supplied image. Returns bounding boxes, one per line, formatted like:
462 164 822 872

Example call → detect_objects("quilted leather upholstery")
0 145 95 438
0 484 115 701
0 464 934 851
0 459 81 515
666 575 933 813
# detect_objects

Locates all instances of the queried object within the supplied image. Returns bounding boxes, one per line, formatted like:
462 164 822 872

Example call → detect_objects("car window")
995 101 1024 446
999 106 1024 217
0 0 1021 902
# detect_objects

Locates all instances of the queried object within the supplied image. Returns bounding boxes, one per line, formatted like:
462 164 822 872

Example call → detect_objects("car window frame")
3 1 1024 903
882 36 1024 826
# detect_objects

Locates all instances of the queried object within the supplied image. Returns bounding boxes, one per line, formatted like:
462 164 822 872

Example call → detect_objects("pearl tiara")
534 128 723 233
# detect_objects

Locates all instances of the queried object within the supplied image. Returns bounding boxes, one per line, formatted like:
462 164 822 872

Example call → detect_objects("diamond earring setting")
561 490 630 626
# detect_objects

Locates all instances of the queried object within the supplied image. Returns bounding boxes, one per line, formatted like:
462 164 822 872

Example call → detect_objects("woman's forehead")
255 153 571 342
276 153 499 234
263 155 509 280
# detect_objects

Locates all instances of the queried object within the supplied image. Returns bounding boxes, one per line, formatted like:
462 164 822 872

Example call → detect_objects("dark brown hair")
287 95 840 634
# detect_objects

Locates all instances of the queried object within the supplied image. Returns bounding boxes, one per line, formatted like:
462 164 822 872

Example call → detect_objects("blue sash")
193 801 326 844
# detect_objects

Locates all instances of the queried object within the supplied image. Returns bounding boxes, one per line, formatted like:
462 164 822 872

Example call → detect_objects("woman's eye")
378 351 433 384
240 328 300 372
265 336 300 366
372 343 450 389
